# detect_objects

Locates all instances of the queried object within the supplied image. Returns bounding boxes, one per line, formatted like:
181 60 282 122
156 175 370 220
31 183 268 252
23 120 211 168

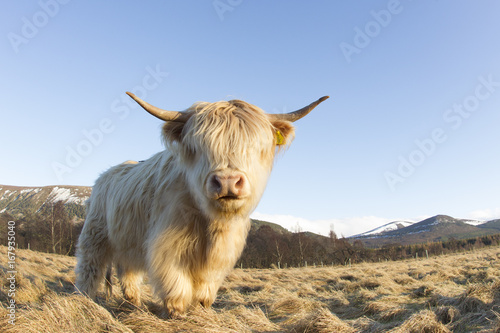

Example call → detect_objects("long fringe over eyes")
173 100 282 168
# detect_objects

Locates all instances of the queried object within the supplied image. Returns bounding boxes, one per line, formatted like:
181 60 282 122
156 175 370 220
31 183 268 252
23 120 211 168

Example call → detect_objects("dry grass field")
2 245 500 332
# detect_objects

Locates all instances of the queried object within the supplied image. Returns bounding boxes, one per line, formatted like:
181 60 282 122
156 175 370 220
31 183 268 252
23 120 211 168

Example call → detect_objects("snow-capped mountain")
353 221 415 237
350 215 500 247
2 184 500 248
460 219 486 226
0 185 91 218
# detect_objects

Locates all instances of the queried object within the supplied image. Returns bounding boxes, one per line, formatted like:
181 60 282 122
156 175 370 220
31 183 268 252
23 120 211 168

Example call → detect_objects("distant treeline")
1 205 500 267
0 201 82 256
237 224 500 269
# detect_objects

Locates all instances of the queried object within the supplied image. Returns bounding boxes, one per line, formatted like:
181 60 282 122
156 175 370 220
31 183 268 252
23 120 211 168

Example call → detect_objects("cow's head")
127 92 328 219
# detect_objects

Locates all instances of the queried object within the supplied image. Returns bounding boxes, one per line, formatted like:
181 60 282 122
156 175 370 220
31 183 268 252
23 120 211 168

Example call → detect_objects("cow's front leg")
116 263 143 306
163 294 191 317
163 274 194 316
194 273 226 308
194 283 216 308
148 227 199 316
150 265 194 316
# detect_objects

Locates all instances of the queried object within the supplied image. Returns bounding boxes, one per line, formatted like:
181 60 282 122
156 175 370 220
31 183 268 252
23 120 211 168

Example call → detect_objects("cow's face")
126 92 328 219
162 100 295 219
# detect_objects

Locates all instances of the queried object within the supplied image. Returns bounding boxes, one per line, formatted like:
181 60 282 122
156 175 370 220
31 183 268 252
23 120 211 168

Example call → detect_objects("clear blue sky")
2 1 499 236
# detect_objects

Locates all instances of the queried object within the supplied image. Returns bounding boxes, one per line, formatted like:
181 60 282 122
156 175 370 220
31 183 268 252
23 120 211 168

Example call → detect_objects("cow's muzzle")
206 170 250 201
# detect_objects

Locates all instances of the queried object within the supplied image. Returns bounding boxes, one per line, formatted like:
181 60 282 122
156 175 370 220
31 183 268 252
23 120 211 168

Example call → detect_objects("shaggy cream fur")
75 99 296 316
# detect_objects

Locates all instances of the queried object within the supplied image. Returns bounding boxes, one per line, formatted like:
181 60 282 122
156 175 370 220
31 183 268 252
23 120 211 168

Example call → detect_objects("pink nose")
207 172 248 199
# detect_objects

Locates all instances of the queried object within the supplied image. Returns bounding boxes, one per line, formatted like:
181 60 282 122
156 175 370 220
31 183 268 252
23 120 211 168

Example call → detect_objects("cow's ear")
271 120 295 146
162 121 186 145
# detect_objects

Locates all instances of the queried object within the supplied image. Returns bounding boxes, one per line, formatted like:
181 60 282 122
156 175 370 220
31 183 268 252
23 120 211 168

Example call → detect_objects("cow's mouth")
214 195 246 212
218 195 240 201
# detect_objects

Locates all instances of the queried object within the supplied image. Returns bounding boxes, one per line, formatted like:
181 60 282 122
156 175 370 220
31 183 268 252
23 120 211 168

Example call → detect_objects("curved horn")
126 92 190 122
268 96 329 122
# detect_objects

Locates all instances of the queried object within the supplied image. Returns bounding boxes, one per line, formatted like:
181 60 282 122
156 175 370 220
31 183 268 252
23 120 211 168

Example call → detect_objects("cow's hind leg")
117 263 143 306
74 219 112 300
105 264 113 300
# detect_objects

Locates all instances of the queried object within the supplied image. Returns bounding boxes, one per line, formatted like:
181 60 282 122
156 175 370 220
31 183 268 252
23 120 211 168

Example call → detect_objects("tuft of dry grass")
389 309 451 333
295 307 356 333
3 294 132 333
3 245 500 332
363 299 408 322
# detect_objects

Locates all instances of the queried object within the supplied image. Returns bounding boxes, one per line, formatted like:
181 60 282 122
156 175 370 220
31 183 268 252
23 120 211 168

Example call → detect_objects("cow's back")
87 152 177 259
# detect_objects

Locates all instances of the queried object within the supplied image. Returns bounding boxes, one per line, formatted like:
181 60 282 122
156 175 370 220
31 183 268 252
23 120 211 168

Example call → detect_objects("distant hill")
0 185 91 220
479 219 500 230
250 219 289 234
350 215 500 247
2 185 499 249
0 185 289 232
352 221 415 238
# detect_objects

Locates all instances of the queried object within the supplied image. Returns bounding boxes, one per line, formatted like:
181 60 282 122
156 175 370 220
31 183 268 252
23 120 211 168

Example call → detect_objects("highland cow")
75 92 328 315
